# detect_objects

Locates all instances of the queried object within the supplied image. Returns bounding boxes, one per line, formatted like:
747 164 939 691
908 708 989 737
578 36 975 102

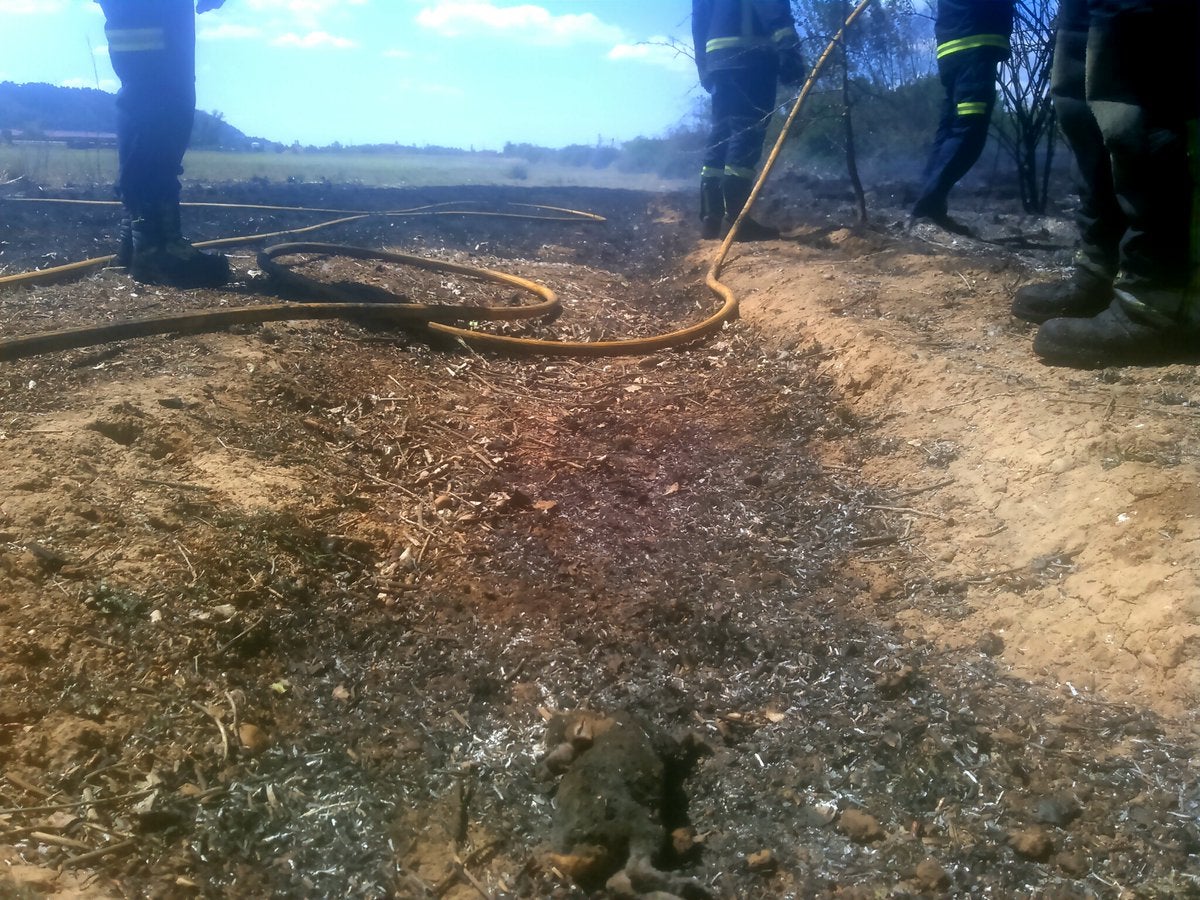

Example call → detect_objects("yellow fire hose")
0 0 870 363
0 201 602 290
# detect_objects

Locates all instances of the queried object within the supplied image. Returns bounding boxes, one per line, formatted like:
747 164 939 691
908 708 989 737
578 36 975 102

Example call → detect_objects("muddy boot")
129 203 230 289
723 174 779 242
1012 266 1113 324
700 175 724 240
1033 289 1199 368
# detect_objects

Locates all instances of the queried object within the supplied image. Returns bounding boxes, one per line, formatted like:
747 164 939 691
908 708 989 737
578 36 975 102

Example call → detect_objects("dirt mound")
723 218 1199 717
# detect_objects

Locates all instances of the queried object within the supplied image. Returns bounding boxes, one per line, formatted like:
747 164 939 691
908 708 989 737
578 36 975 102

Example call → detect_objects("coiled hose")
0 0 870 363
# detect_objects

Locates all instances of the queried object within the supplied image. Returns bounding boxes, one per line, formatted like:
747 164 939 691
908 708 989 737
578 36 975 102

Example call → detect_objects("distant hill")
0 81 256 150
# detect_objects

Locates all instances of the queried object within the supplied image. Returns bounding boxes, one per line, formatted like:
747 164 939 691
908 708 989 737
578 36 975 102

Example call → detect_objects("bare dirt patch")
724 189 1200 716
0 181 1197 898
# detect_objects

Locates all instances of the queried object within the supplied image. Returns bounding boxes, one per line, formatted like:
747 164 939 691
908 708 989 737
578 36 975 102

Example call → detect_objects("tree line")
505 0 1060 217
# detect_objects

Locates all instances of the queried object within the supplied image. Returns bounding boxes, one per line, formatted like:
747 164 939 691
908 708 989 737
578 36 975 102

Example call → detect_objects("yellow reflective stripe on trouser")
936 34 1010 58
706 36 770 53
725 166 755 180
106 27 167 53
957 101 989 116
772 27 796 43
701 167 723 178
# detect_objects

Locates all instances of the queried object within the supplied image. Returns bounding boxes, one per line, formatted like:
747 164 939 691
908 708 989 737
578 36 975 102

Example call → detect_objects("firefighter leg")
720 64 781 241
911 50 997 231
699 172 725 240
129 203 231 289
100 0 228 287
1034 0 1197 366
1013 0 1117 322
701 90 730 240
721 172 778 241
701 73 740 240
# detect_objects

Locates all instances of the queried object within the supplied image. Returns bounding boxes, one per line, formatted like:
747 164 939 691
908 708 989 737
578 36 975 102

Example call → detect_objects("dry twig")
62 838 137 869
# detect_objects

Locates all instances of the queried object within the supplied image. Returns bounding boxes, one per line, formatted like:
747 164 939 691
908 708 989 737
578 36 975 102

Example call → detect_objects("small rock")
671 826 697 856
1034 793 1082 827
987 726 1025 748
1055 850 1089 876
506 488 534 510
604 870 635 896
1009 826 1053 861
875 664 915 698
135 808 187 834
540 741 577 777
800 802 839 827
837 809 884 843
915 858 949 891
976 632 1005 656
746 849 777 873
867 574 902 603
1048 457 1071 474
238 723 271 755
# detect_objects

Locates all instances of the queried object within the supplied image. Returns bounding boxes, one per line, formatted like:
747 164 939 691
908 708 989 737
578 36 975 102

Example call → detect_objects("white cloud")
272 31 358 49
246 0 365 12
415 2 624 46
245 0 366 29
607 38 694 73
0 0 66 12
237 0 360 32
199 23 263 41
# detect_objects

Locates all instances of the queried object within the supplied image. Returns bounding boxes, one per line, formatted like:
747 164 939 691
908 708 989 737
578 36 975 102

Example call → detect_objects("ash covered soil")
0 180 1197 899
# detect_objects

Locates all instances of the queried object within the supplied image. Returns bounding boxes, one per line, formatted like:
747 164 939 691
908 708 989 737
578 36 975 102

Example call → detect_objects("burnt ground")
0 179 1197 899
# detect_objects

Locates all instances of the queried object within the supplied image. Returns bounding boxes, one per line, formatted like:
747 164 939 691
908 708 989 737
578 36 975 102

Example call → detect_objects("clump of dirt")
0 179 1196 898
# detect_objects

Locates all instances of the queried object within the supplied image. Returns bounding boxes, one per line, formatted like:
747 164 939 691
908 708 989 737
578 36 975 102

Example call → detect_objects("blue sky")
0 0 704 149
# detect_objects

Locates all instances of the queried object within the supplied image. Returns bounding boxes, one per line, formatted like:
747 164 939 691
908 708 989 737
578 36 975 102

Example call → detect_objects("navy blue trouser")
912 47 1000 219
1052 0 1195 310
702 64 778 180
1079 0 1194 298
1051 2 1124 282
98 0 197 212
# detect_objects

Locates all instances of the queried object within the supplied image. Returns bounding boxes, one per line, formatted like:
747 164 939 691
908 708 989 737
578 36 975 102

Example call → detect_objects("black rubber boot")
722 174 779 242
1012 267 1113 324
130 204 230 289
1033 293 1198 368
700 176 724 240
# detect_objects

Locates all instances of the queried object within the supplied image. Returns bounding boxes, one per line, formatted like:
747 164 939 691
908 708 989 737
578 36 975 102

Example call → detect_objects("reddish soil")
0 180 1197 899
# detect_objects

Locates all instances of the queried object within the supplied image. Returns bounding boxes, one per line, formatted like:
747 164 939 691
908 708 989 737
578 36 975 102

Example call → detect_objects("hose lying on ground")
0 0 871 363
0 200 601 290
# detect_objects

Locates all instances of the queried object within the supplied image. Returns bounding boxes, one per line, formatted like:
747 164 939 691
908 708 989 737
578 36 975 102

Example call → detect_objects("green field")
0 144 687 192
